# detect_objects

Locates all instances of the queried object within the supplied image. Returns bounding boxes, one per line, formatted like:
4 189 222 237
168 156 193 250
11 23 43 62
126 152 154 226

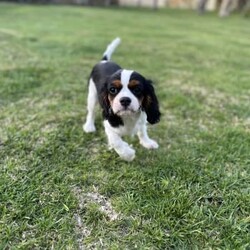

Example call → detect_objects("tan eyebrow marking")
128 80 140 88
111 80 122 88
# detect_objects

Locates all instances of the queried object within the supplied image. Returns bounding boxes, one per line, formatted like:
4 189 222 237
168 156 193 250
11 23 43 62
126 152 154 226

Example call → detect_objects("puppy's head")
101 69 160 125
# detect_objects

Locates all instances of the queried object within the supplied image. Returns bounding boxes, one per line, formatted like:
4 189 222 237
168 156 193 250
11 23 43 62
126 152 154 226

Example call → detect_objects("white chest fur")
106 112 143 136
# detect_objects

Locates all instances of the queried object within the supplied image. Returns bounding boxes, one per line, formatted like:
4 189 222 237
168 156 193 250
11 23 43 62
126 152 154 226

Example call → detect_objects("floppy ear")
142 79 161 124
99 82 111 120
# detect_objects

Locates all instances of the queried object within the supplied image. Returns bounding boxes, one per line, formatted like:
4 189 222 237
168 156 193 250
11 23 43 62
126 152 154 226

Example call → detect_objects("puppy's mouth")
117 110 134 116
115 107 140 116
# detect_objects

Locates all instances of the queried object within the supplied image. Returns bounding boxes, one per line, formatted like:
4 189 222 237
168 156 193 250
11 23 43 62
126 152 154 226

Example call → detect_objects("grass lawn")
0 3 250 249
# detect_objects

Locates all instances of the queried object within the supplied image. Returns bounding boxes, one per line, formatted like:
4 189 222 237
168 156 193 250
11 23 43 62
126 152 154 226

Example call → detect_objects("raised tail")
102 37 121 61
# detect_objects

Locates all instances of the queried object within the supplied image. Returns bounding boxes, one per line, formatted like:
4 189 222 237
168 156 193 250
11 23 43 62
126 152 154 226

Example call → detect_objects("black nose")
120 97 131 107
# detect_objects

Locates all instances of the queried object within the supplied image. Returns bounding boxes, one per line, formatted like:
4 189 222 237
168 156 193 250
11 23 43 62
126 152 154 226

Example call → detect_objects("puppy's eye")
109 87 118 95
132 86 142 95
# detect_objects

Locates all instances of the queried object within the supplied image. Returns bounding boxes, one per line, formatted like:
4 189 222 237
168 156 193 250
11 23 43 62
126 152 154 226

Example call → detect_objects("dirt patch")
72 186 121 249
73 186 119 221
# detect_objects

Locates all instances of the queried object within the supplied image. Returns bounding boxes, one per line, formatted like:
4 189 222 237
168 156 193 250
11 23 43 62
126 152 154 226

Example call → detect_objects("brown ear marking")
101 91 109 106
108 94 114 105
141 80 161 124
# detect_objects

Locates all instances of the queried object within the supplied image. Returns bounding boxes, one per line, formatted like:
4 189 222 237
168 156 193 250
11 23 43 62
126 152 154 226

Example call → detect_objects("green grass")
0 3 250 249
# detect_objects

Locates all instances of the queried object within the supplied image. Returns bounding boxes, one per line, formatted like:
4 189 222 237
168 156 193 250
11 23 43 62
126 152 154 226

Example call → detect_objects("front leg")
137 113 159 149
83 78 97 133
104 121 135 162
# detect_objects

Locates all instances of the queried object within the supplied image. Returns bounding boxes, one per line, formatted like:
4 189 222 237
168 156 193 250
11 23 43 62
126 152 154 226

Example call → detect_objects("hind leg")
83 78 97 133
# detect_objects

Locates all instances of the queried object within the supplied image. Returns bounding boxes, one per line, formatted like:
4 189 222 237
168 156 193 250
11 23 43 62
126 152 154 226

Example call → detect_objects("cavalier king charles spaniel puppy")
83 38 161 161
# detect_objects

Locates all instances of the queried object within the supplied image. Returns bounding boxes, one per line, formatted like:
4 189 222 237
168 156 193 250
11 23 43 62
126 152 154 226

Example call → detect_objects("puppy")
83 38 160 161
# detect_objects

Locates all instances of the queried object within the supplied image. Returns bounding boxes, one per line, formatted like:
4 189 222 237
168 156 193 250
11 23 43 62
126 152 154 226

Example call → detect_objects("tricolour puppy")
83 38 161 161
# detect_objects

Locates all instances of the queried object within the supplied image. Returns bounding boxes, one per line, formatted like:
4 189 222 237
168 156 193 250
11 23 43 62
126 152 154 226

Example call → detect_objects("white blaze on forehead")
111 69 140 115
121 70 134 86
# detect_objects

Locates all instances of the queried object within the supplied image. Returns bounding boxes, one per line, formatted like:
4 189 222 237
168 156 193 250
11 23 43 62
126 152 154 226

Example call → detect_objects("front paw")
119 147 135 162
83 122 96 133
140 139 159 149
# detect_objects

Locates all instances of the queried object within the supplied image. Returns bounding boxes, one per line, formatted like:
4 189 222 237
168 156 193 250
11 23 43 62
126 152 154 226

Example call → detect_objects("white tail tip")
103 37 121 61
